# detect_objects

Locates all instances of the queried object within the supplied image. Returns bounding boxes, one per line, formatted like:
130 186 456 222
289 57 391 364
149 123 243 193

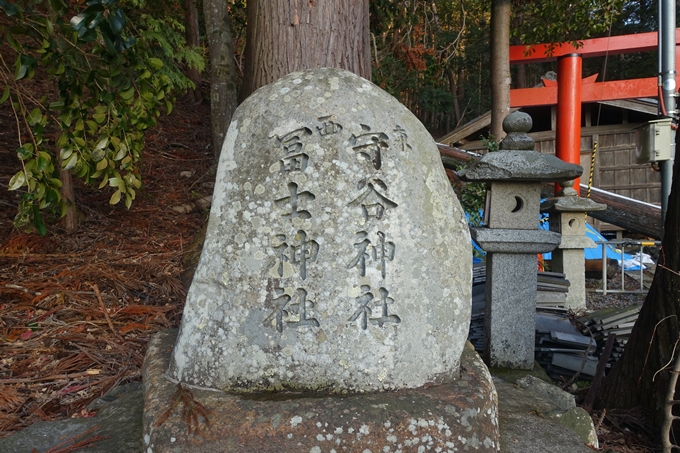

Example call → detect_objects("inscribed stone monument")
168 68 472 393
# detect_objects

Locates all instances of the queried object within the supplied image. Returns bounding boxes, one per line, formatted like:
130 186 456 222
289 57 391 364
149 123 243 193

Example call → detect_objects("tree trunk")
184 0 202 103
598 140 680 438
240 0 371 100
490 0 511 140
512 10 526 89
59 160 77 232
204 0 239 160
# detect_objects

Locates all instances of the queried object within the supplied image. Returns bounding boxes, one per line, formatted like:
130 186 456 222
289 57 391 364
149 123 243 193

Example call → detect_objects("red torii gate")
509 31 680 190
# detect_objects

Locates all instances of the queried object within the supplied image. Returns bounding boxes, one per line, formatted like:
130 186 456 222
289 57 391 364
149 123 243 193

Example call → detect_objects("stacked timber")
535 312 598 381
578 305 641 370
536 271 570 308
468 263 643 381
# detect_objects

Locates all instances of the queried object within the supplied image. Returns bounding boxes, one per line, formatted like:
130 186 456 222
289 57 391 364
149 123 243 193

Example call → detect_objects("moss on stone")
489 361 552 384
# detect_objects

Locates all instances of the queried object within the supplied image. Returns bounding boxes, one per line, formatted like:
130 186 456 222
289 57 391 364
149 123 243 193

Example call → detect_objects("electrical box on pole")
636 118 674 163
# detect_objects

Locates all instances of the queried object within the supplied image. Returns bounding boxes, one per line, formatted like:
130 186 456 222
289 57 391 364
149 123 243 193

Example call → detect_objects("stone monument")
142 68 500 452
459 112 583 370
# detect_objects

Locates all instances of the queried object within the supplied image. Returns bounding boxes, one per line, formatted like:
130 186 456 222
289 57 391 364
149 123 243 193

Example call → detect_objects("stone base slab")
142 330 500 453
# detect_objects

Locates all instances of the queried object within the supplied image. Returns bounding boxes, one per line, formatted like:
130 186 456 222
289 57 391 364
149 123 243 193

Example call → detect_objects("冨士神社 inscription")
168 68 472 393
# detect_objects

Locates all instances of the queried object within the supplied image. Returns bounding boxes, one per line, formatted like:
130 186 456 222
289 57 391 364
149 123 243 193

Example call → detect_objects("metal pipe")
659 0 677 223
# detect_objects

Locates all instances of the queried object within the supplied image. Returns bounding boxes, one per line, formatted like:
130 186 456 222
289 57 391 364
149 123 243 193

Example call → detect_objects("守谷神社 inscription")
168 68 473 393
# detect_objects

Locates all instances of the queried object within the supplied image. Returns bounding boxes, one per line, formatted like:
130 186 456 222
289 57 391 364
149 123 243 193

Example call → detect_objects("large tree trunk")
204 0 239 159
598 141 680 438
489 0 511 141
240 0 371 100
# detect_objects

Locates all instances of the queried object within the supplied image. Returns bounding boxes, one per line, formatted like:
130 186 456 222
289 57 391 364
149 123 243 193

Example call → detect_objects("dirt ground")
0 94 662 451
0 94 212 439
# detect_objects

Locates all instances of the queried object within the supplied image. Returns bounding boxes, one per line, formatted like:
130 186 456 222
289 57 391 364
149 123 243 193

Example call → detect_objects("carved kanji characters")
350 124 389 170
275 182 315 220
264 287 319 332
348 286 400 330
267 231 319 280
370 287 400 327
348 285 374 330
348 178 398 220
317 116 343 136
393 125 412 154
347 231 395 279
275 127 313 174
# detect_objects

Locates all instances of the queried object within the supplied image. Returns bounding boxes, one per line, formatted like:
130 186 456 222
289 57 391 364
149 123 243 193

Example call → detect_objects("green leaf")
120 86 135 100
17 146 31 160
37 152 51 171
32 207 47 236
50 178 62 189
147 58 163 71
95 136 109 150
113 147 126 161
128 174 141 189
109 190 121 205
60 147 73 161
86 120 98 132
27 108 42 126
0 85 10 104
107 9 126 35
15 54 36 81
95 158 108 171
91 147 105 161
124 193 132 209
1 1 19 16
165 100 172 114
93 112 106 124
63 152 78 170
108 177 121 187
98 174 109 189
8 171 26 190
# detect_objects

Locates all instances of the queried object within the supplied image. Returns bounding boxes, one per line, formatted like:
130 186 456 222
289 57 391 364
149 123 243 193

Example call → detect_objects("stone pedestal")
541 183 606 310
472 230 561 369
459 112 582 370
143 330 500 453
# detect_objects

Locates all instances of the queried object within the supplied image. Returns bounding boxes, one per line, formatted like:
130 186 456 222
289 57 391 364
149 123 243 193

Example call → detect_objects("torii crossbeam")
508 31 679 190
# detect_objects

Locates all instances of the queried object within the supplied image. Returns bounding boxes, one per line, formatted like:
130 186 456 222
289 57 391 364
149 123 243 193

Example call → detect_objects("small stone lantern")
459 111 583 370
541 181 606 310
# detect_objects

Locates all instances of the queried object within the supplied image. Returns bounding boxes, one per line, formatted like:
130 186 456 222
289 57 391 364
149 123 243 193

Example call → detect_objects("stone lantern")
541 180 606 310
459 111 583 370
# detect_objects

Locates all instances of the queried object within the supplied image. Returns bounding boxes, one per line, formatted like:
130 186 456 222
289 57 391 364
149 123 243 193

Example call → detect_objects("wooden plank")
436 111 492 146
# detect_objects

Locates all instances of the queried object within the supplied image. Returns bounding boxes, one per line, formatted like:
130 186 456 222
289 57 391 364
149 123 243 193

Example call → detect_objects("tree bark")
184 0 202 103
58 160 77 232
598 140 680 438
490 0 511 141
204 0 239 160
511 10 526 89
240 0 371 100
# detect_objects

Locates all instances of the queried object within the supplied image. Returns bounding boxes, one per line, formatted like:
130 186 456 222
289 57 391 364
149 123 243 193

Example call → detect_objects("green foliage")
453 134 500 228
370 0 627 136
512 0 625 56
1 0 204 234
480 133 499 153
